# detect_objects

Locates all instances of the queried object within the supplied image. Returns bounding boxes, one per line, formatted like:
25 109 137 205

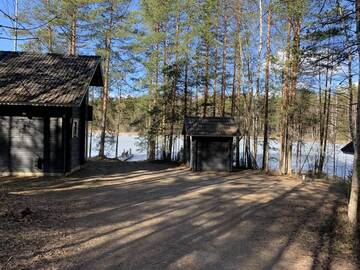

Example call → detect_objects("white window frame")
72 118 79 138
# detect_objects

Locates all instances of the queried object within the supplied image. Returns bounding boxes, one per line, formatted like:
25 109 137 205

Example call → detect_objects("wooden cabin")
0 51 103 176
183 117 239 172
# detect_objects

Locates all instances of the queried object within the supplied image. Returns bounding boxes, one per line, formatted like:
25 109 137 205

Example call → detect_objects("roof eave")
0 102 75 107
189 134 238 137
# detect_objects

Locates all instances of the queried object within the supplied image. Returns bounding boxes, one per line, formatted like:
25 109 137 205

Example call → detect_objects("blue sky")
0 0 18 51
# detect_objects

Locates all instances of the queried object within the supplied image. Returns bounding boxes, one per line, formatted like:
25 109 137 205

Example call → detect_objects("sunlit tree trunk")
148 23 161 161
68 5 77 55
262 1 271 172
167 10 180 160
99 2 114 158
348 0 360 231
234 0 242 167
279 21 291 174
89 87 94 158
221 1 228 116
204 42 210 117
348 56 355 141
213 6 219 117
161 23 168 160
286 18 301 175
338 0 355 141
318 68 332 174
254 0 263 161
45 0 54 52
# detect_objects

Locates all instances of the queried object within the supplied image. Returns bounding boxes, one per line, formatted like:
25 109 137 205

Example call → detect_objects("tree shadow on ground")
1 160 356 270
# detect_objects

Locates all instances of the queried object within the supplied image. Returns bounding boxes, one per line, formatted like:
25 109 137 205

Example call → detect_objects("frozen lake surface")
89 134 147 161
247 139 353 179
88 134 353 178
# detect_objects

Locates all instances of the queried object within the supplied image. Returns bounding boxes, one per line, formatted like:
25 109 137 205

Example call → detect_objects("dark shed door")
198 137 232 171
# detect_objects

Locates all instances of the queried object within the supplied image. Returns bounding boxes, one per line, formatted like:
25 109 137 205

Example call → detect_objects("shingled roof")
0 51 103 107
183 117 239 137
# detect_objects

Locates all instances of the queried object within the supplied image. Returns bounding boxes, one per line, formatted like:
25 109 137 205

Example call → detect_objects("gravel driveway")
2 160 357 270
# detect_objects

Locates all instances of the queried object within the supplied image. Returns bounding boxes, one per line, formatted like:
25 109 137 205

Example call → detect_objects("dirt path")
0 160 357 269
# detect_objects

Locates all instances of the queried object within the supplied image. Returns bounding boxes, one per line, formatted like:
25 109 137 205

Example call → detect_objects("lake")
88 134 353 179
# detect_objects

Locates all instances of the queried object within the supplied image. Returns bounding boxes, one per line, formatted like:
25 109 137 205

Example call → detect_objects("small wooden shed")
0 51 103 176
183 117 239 172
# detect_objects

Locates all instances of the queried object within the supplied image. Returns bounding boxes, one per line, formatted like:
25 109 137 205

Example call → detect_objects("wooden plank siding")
0 116 43 173
0 101 89 175
191 136 233 172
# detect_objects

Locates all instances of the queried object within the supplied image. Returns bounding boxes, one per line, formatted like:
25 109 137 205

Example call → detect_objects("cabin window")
72 119 79 138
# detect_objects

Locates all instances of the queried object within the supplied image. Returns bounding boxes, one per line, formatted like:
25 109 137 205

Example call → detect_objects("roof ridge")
0 50 101 59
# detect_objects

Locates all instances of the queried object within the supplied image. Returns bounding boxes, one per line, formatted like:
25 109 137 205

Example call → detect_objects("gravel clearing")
0 160 358 270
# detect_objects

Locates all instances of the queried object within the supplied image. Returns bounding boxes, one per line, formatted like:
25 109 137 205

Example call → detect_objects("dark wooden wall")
67 96 87 171
0 97 90 175
47 117 64 173
190 136 233 172
0 116 44 173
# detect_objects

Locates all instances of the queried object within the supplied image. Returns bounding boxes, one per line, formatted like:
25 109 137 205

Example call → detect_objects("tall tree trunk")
231 0 241 118
161 23 168 160
195 68 199 116
231 50 237 117
45 0 53 52
234 0 242 167
333 94 338 176
348 0 360 230
213 27 219 116
68 6 77 55
220 2 228 117
115 89 122 159
89 87 94 158
286 18 301 175
254 0 263 162
184 57 188 117
183 54 189 163
338 0 355 141
167 10 180 160
99 2 114 158
204 42 210 117
262 1 271 172
348 56 355 141
148 23 160 161
319 69 332 174
279 21 291 174
115 122 120 159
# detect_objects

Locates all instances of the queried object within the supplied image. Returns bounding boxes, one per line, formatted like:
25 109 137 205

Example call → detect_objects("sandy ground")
0 160 358 270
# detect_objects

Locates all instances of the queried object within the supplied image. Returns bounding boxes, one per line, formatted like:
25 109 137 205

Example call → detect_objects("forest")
0 0 354 171
0 0 359 228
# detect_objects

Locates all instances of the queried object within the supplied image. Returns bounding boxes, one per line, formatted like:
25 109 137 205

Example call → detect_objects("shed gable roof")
341 141 354 155
183 117 239 137
0 51 103 107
